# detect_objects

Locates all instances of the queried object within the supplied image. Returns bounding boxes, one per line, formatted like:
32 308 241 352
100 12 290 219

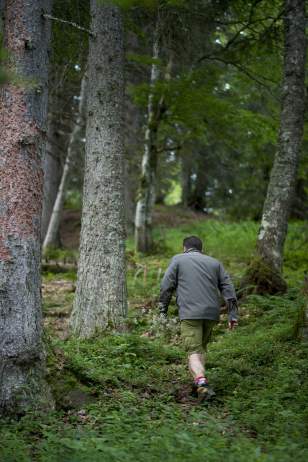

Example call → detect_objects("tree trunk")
43 74 87 250
244 0 306 294
41 78 76 242
124 156 135 233
70 2 127 339
123 34 143 234
189 151 207 211
41 111 64 241
0 0 53 416
134 23 160 254
134 22 172 253
181 153 192 208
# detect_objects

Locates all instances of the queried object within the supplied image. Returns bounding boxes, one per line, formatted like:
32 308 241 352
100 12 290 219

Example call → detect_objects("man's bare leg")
188 353 210 402
188 353 205 380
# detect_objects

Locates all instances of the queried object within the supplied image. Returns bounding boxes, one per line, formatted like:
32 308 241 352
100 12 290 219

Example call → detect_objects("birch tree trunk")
181 152 192 208
41 110 64 241
41 80 74 242
43 74 87 250
244 0 307 294
134 22 173 253
70 2 127 338
0 0 53 415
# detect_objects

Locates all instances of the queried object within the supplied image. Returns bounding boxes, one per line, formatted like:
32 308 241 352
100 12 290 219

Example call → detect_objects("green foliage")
123 0 291 220
43 246 78 264
0 19 13 85
1 292 307 461
0 38 10 85
100 0 158 9
50 0 90 77
2 218 307 461
64 190 83 211
127 53 162 67
208 293 308 456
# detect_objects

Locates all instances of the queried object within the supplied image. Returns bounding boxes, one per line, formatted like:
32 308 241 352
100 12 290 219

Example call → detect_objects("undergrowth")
1 216 307 462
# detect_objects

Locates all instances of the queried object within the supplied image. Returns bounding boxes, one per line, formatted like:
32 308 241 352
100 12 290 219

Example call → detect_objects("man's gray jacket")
159 249 238 321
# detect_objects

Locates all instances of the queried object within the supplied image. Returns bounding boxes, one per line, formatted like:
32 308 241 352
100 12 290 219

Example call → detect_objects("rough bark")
70 2 127 338
134 22 172 253
43 74 87 250
246 0 307 294
0 0 53 416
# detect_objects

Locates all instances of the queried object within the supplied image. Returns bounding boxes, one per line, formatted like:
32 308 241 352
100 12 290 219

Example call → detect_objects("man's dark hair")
183 236 203 252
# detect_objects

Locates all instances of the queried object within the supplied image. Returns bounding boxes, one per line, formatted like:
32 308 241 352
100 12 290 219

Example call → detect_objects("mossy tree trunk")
70 2 127 339
246 0 306 294
0 0 53 416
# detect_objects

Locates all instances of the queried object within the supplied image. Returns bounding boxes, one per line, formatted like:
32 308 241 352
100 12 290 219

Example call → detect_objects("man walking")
158 236 238 402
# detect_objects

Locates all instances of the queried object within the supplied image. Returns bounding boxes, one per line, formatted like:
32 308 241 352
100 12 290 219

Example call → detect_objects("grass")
1 214 308 462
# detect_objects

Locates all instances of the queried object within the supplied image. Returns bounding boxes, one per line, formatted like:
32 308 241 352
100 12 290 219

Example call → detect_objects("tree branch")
196 55 279 100
43 14 94 37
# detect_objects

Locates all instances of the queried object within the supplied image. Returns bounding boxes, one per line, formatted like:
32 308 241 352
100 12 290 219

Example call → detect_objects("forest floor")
1 208 308 462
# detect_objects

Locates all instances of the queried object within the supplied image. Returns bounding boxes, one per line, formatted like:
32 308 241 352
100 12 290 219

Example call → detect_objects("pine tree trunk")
0 0 53 416
43 75 87 250
257 0 306 273
70 2 127 339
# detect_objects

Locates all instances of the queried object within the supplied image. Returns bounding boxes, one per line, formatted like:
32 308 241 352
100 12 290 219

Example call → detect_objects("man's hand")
227 298 239 330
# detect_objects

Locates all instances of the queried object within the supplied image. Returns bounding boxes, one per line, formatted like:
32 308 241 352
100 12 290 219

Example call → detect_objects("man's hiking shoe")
192 382 216 402
197 383 210 403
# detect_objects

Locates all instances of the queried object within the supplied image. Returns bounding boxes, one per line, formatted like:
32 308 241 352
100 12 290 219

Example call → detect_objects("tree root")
240 258 288 296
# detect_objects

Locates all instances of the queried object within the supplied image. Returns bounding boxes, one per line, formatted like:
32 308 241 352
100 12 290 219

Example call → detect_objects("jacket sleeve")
158 257 178 316
218 263 239 321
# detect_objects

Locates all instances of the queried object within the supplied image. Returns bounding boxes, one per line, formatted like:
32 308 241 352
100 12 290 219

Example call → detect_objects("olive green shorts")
181 319 217 354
